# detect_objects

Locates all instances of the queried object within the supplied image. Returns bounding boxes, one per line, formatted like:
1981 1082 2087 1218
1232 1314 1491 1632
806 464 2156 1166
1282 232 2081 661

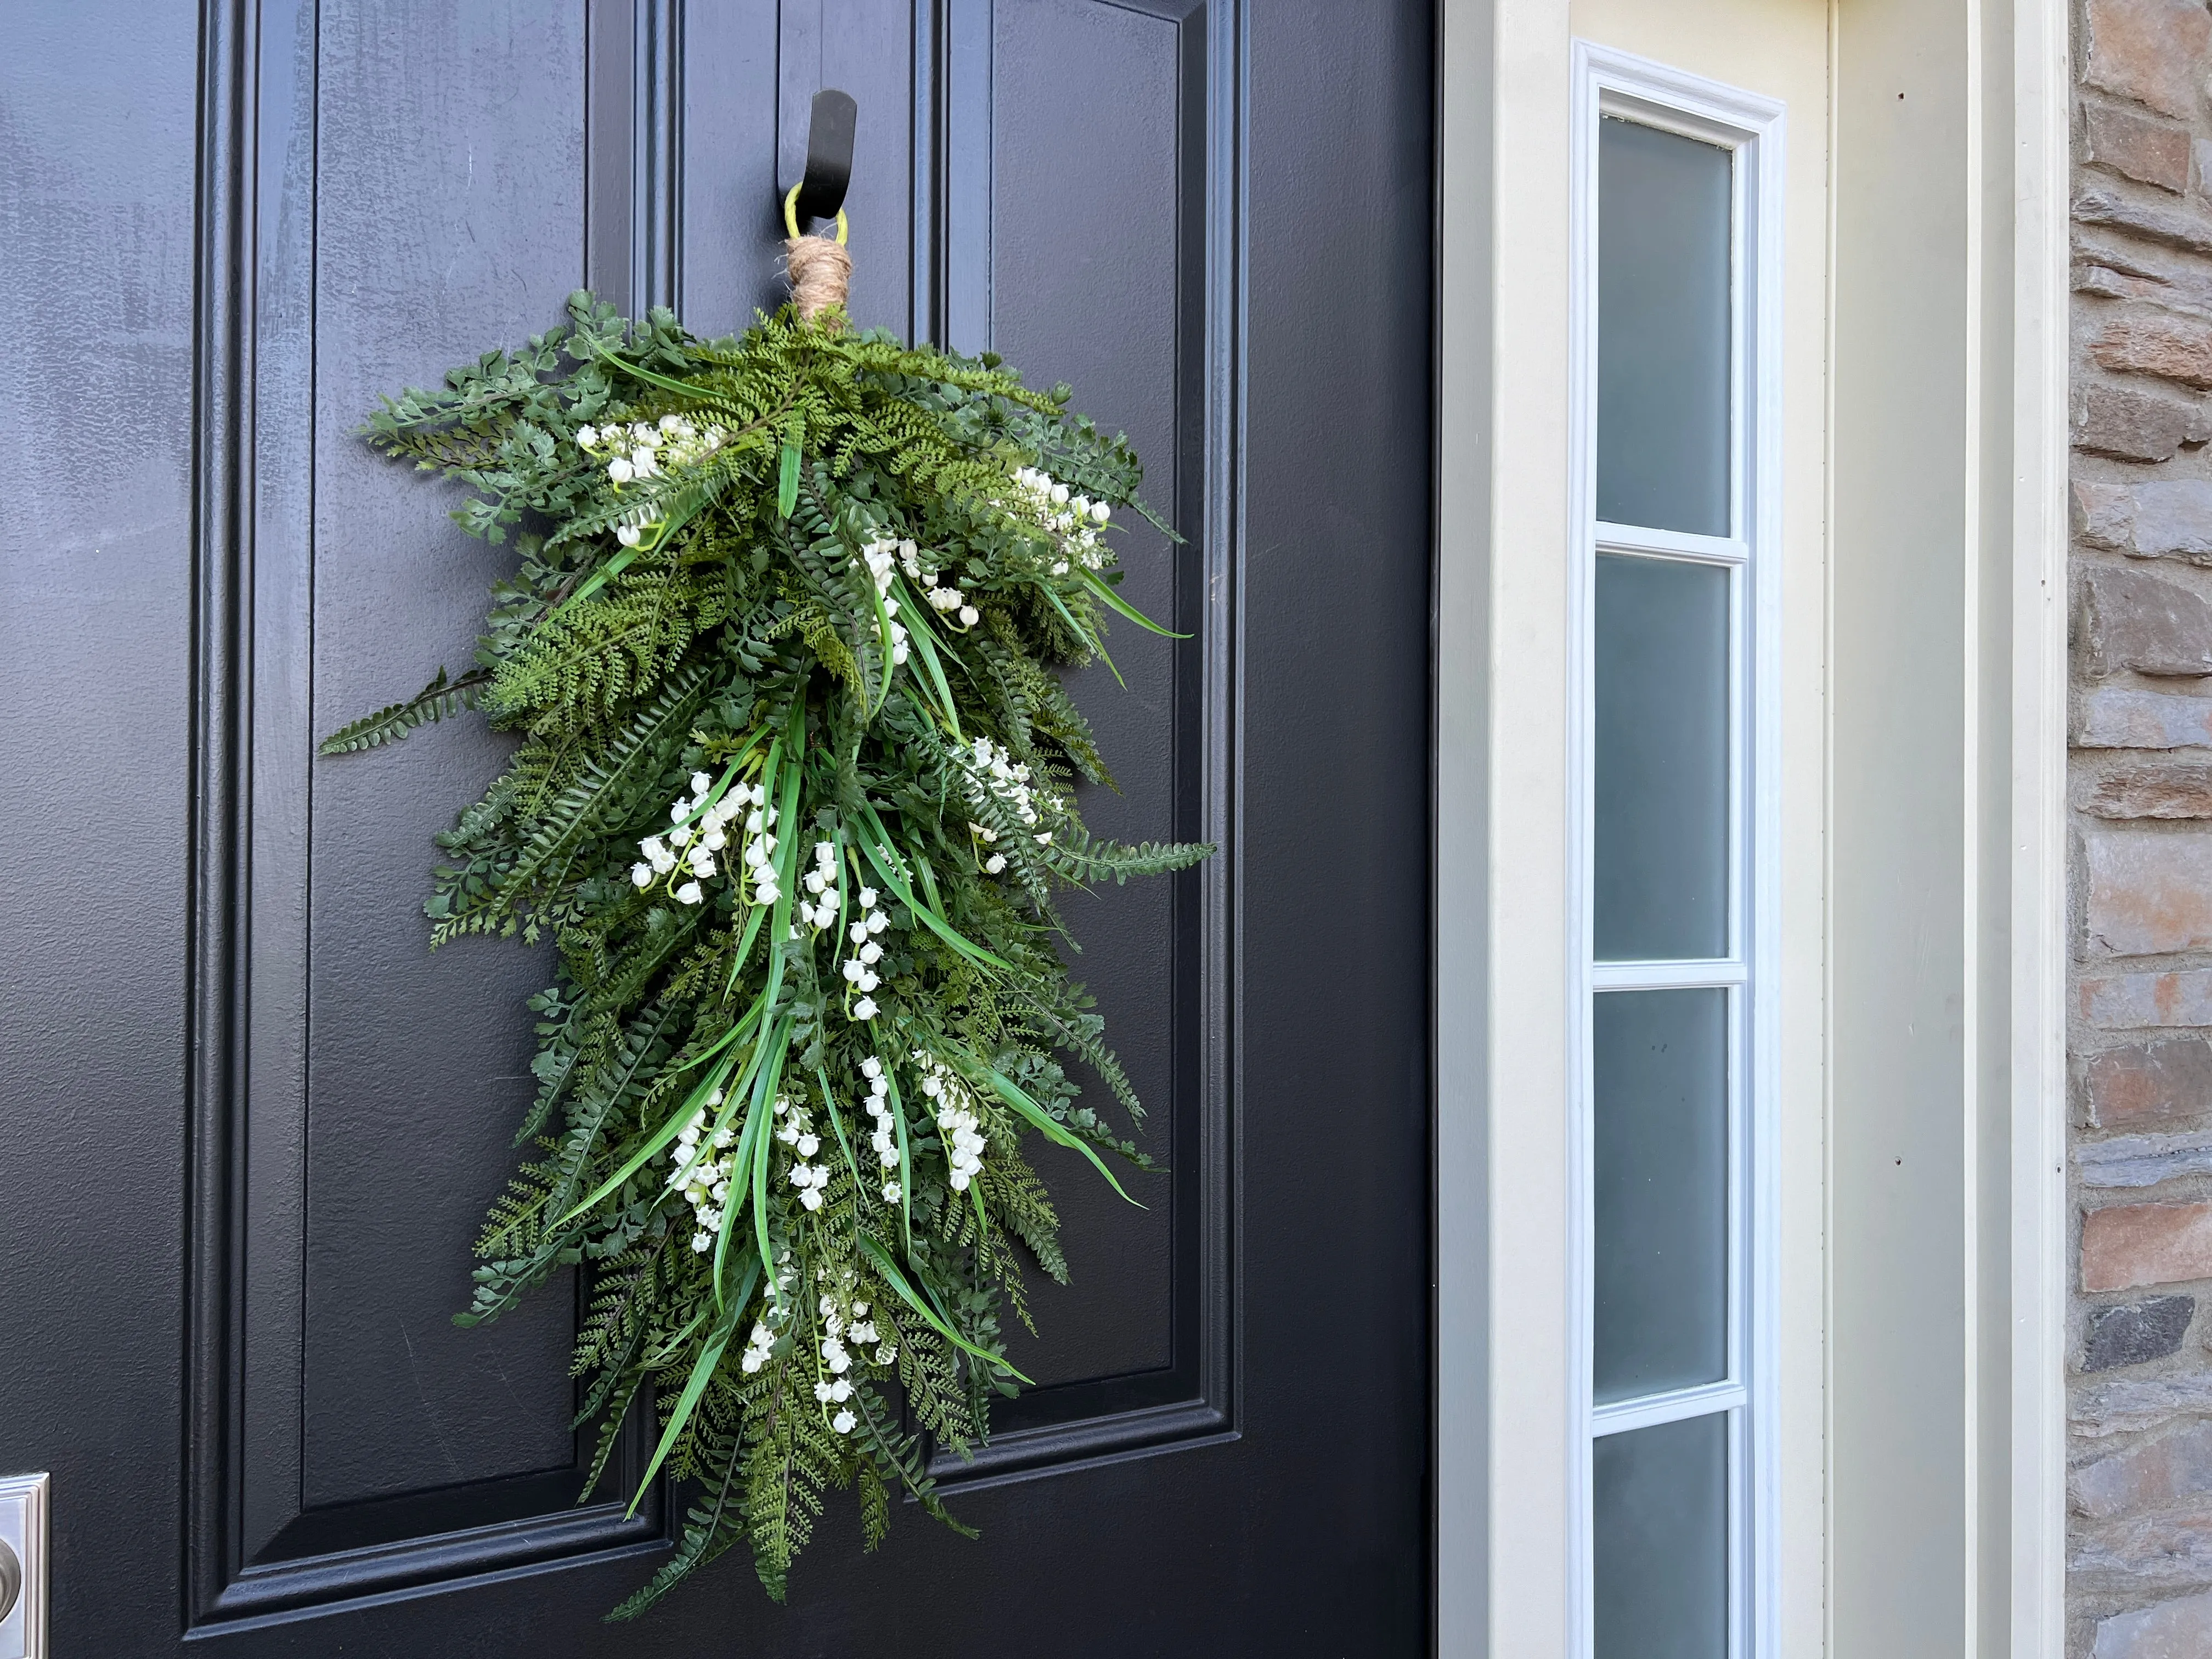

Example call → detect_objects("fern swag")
320 289 1209 1615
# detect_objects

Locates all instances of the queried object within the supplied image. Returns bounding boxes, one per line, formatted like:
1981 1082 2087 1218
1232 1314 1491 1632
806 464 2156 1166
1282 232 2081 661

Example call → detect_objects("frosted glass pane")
1594 555 1729 961
1594 989 1728 1404
1598 117 1732 537
1594 1413 1729 1659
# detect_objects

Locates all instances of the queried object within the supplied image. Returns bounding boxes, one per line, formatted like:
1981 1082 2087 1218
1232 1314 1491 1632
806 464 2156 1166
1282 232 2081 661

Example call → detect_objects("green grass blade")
857 835 1006 971
762 707 806 996
815 1065 866 1195
978 1064 1143 1208
724 899 769 997
889 577 963 737
1077 566 1188 638
667 995 765 1077
736 738 783 982
857 1235 1031 1384
708 1080 770 1301
884 1067 915 1255
746 738 792 1009
560 1047 740 1225
859 566 899 715
578 331 709 399
550 544 637 618
641 1302 710 1369
777 443 800 517
852 804 1012 972
750 1016 795 1303
625 1288 748 1517
908 840 954 918
1040 582 1122 687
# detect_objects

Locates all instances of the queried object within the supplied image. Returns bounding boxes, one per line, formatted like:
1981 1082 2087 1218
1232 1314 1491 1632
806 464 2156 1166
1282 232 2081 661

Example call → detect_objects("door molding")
185 1 669 1628
186 0 1252 1627
584 0 685 318
2008 0 2073 1650
924 0 1245 1492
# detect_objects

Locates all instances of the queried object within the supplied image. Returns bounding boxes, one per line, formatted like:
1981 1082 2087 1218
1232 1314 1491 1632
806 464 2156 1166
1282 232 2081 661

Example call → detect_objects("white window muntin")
1566 42 1786 1659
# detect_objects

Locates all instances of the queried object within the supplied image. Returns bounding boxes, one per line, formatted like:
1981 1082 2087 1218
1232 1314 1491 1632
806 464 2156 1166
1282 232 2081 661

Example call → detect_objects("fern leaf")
317 666 493 754
607 1424 749 1621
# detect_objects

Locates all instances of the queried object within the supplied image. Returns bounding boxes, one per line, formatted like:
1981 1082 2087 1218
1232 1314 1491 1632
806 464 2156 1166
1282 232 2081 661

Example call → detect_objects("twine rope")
783 183 851 325
785 234 852 324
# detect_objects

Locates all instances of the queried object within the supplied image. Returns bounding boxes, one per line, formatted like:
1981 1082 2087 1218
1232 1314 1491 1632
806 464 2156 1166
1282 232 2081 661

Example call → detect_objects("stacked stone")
2069 1 2212 1652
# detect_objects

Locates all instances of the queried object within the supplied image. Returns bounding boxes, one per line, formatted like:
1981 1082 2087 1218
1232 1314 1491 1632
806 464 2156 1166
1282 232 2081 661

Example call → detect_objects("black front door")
0 3 1432 1653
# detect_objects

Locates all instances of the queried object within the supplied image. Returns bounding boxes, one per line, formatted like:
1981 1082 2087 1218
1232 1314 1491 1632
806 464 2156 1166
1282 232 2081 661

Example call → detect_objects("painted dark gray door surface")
0 3 1431 1653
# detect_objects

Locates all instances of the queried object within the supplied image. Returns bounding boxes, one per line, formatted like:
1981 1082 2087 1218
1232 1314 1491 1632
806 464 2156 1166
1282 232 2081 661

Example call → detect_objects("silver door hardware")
0 1474 47 1659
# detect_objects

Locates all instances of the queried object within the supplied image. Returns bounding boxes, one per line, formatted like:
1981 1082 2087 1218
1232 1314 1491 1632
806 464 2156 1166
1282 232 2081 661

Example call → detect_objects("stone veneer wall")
2068 0 2212 1652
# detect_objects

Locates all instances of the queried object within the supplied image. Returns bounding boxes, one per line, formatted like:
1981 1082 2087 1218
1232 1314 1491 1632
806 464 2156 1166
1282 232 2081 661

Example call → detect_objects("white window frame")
1565 42 1785 1659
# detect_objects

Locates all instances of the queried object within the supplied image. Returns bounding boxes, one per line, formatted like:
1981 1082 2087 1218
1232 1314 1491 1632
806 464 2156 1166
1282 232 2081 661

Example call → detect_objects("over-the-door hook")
786 88 857 238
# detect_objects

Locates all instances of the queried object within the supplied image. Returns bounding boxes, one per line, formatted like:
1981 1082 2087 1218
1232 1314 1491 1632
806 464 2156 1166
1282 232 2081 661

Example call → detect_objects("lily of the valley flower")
1005 464 1113 574
665 1087 741 1251
915 1052 988 1193
636 777 752 906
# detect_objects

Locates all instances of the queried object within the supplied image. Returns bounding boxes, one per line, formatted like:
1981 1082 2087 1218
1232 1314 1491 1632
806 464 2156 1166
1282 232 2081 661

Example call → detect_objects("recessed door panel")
303 0 589 1515
987 0 1192 1390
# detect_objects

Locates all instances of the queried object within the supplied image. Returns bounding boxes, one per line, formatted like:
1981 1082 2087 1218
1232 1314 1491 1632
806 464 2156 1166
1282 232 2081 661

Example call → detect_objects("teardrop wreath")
320 222 1209 1616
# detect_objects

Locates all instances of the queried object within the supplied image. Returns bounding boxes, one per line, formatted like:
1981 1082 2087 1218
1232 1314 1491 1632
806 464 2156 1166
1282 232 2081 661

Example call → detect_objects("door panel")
304 0 590 1520
0 2 1432 1652
212 0 663 1609
988 0 1189 1392
0 7 204 1655
964 0 1211 1422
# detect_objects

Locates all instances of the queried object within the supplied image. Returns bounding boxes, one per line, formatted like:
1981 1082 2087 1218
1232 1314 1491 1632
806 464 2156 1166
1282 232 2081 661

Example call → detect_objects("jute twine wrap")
785 234 852 324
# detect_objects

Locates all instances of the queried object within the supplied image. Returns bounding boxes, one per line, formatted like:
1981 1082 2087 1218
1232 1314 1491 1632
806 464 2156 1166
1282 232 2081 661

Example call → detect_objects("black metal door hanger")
786 88 856 238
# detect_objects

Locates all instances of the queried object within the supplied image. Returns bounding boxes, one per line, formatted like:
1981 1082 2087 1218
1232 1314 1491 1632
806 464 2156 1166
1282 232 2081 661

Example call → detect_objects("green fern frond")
608 1424 748 1621
1041 826 1214 886
317 665 494 754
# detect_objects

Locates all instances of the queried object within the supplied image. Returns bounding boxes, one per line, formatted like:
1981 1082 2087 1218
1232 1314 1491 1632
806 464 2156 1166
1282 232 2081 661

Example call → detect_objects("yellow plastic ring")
782 183 849 245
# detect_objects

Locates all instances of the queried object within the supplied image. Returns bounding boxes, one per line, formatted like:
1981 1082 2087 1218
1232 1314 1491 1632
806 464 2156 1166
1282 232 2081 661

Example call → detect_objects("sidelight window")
1571 44 1785 1659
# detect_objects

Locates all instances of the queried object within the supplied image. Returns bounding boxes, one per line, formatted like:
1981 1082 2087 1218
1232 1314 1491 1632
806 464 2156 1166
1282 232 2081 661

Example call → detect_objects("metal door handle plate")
0 1472 46 1659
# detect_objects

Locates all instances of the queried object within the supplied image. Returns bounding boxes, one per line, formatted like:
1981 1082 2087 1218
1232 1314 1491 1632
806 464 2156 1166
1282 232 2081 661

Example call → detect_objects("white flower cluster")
857 1056 901 1204
633 770 744 905
775 1094 833 1211
665 1087 740 1251
578 415 727 546
729 782 781 907
739 1253 803 1373
739 1305 785 1374
1006 464 1111 576
915 1052 988 1192
843 883 890 1021
851 539 912 665
796 840 843 932
961 737 1059 873
894 539 981 629
813 1282 890 1435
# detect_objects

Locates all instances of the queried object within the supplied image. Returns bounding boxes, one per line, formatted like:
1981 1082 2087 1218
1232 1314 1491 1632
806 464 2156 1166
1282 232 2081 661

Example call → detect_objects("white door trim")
1564 40 1786 1659
1436 2 2074 1654
2008 0 2072 1652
